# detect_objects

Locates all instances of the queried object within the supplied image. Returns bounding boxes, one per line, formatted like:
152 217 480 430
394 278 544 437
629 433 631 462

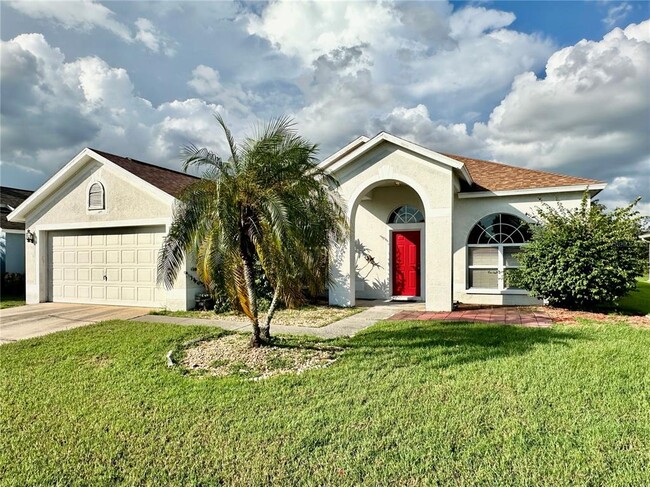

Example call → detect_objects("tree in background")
157 115 347 346
510 193 645 309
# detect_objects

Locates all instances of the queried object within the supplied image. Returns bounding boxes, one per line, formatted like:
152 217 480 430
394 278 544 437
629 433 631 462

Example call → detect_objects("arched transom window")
388 205 424 224
88 182 105 210
467 213 531 290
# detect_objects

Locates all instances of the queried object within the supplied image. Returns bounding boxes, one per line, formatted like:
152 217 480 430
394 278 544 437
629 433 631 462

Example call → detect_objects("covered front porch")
329 174 454 312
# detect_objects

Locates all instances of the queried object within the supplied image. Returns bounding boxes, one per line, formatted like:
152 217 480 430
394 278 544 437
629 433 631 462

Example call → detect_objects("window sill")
465 288 529 295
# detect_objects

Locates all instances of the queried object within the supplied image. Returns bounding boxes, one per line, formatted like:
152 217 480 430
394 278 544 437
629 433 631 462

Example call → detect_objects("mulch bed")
181 334 341 379
544 307 650 328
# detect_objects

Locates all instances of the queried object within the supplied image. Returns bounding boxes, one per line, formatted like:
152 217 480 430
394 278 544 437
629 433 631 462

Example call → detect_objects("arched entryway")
330 175 432 307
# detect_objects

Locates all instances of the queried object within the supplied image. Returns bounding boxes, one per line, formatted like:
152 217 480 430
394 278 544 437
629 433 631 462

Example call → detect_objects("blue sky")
1 1 648 212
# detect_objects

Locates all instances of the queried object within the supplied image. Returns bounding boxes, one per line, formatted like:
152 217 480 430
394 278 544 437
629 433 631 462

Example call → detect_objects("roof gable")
320 132 605 196
8 148 198 223
319 132 474 185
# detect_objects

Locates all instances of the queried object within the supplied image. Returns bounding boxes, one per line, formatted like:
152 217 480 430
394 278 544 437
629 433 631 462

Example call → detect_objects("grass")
151 303 363 327
2 319 649 485
0 294 25 309
615 277 650 315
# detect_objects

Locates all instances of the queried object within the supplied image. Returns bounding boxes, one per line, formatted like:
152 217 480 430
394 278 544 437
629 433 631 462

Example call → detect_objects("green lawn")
0 294 25 309
2 320 649 486
616 277 650 315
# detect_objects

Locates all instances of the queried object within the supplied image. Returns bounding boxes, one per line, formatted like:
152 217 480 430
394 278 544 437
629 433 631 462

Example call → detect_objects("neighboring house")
8 134 606 311
1 187 34 275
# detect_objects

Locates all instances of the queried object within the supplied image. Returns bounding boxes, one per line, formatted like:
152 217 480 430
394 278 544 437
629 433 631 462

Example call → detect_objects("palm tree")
157 114 347 347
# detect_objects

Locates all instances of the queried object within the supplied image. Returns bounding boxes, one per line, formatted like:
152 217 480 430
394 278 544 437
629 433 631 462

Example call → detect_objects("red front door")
392 230 420 296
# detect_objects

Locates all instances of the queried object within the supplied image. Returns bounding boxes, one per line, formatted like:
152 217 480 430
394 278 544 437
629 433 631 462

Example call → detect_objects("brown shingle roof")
1 187 33 230
91 149 199 198
443 153 604 192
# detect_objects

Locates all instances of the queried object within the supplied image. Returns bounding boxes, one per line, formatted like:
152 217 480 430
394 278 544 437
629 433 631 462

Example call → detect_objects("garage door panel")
91 287 105 299
48 225 166 307
106 287 120 300
122 287 136 300
106 250 120 264
122 250 135 264
106 234 120 245
137 249 153 264
122 268 136 283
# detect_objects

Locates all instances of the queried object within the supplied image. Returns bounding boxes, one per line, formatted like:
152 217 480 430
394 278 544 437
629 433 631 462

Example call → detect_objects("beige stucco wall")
23 159 201 310
452 191 585 305
330 143 454 311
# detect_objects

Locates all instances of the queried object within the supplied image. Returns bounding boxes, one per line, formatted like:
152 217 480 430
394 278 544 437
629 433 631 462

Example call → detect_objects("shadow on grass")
346 321 587 369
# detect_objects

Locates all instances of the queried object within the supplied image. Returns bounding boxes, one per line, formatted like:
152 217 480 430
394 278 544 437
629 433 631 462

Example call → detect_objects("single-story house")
8 134 606 311
1 187 34 275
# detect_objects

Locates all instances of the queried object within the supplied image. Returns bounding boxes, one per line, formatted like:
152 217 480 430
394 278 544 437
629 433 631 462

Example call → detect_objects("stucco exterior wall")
330 143 454 311
452 192 585 305
22 160 198 310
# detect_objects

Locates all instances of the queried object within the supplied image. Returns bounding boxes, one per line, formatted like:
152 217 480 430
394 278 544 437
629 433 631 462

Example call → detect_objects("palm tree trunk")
240 246 262 347
261 287 280 342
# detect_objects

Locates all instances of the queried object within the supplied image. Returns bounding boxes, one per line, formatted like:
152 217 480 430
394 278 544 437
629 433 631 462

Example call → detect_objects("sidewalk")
133 303 554 338
132 304 401 338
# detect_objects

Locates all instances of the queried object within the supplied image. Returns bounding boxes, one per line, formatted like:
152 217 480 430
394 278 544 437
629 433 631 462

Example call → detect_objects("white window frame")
466 243 527 294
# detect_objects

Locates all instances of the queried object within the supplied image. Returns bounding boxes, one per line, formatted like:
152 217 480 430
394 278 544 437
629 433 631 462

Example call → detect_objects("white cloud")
448 6 515 39
246 1 554 155
187 65 255 115
474 20 650 179
8 0 132 41
8 1 176 55
0 33 238 180
603 2 632 28
135 17 176 56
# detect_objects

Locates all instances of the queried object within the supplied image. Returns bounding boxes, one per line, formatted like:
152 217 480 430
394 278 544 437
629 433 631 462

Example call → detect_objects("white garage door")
48 226 167 307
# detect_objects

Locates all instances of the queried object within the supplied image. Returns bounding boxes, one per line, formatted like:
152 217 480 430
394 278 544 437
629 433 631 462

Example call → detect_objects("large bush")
510 194 645 309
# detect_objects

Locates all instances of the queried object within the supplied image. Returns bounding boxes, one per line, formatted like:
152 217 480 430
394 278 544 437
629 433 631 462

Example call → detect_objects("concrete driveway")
0 303 151 344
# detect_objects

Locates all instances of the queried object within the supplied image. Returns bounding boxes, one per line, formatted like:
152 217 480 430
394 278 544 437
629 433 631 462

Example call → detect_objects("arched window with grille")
88 182 105 210
387 205 424 224
467 213 531 290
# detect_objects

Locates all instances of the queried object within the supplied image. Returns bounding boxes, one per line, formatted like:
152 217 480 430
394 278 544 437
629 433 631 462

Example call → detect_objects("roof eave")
457 183 607 199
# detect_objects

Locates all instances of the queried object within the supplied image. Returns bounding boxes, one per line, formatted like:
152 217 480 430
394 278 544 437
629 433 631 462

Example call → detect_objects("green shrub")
510 193 645 309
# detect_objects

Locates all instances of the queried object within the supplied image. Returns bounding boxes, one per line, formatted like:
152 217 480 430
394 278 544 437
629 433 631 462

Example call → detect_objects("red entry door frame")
392 230 421 296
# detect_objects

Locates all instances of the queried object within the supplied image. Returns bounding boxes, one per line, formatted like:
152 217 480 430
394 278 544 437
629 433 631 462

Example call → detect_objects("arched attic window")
88 182 105 210
467 213 531 290
388 205 424 224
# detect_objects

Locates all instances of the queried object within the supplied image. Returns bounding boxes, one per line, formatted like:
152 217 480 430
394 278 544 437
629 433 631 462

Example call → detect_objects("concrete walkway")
134 302 553 337
133 303 404 338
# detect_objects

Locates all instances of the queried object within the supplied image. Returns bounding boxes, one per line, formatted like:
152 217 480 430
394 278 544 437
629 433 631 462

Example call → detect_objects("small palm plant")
157 114 347 346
